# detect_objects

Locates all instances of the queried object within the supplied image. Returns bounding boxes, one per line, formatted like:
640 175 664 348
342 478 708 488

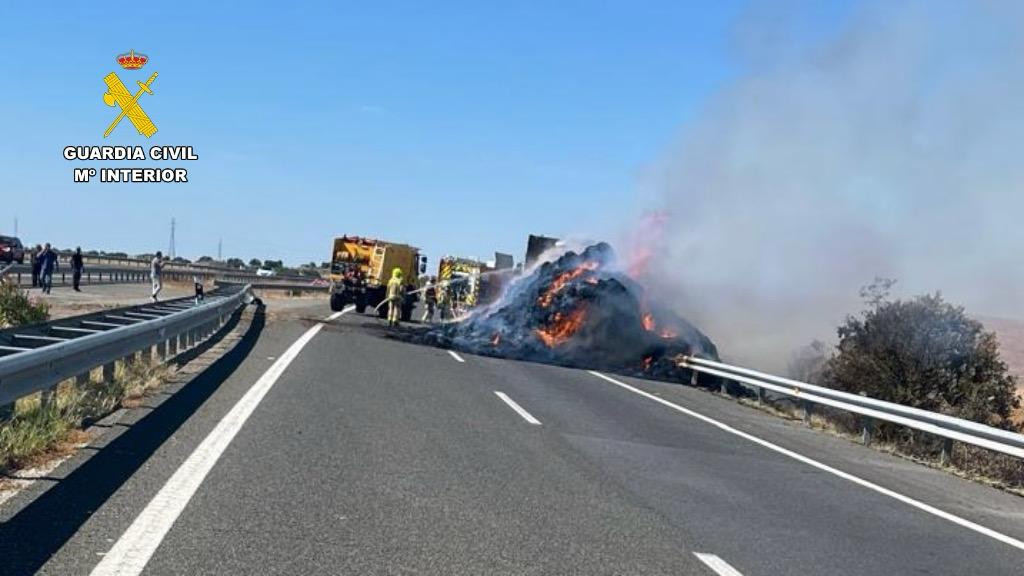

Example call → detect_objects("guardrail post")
940 438 954 466
756 386 766 405
103 362 115 382
75 372 90 387
802 400 813 423
168 334 179 357
41 384 58 408
689 370 698 387
156 340 167 361
861 417 874 446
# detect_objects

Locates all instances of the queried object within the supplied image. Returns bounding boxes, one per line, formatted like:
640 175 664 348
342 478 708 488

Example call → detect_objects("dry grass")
0 361 172 475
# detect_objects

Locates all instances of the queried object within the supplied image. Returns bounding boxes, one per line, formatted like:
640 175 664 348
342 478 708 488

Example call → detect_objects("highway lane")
140 310 712 574
6 300 1023 574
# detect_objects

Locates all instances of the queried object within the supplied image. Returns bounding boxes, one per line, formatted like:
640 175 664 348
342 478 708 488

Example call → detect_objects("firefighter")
386 267 405 326
422 276 438 323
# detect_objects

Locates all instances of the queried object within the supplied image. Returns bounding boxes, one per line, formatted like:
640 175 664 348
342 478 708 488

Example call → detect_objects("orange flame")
535 307 587 347
537 261 599 308
642 356 653 371
491 333 501 346
642 313 656 332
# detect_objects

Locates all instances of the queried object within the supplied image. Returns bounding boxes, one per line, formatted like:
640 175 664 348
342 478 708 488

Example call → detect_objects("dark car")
0 236 25 264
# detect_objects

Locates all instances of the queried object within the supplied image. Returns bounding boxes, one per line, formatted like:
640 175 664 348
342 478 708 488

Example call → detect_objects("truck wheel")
355 294 367 314
330 294 344 312
401 304 414 322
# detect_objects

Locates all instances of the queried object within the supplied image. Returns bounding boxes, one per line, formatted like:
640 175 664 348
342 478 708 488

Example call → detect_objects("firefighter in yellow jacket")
386 267 405 326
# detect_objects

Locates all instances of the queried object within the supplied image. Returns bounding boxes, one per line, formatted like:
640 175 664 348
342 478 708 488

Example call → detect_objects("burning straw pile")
424 243 718 378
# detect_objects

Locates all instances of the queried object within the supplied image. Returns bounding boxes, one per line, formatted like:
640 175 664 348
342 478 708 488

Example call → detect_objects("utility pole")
169 217 176 259
13 216 17 237
217 237 222 261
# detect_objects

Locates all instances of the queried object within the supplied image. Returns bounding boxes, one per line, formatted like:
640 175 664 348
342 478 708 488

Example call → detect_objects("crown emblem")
117 50 148 70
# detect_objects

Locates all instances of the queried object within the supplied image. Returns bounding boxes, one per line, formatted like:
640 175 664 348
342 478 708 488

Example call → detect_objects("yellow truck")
436 255 514 319
328 235 426 319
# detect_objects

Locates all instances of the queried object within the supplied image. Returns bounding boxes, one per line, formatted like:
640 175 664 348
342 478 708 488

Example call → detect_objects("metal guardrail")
215 279 328 292
680 356 1024 460
0 284 253 408
1 262 315 288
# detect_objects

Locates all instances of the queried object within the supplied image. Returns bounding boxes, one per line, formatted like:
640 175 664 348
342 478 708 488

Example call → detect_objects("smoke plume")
630 1 1024 373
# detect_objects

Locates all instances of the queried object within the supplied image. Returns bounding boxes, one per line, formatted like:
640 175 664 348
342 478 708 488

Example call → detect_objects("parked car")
0 236 25 264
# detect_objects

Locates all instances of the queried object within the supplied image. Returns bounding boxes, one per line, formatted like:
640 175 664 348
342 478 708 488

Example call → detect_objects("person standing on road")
150 251 164 302
386 267 405 327
38 243 58 294
70 247 84 292
193 275 205 305
421 276 438 323
30 244 42 288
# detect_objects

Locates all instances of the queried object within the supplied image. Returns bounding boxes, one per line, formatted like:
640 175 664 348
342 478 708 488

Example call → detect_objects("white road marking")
92 307 354 576
447 350 466 363
494 391 542 425
324 305 355 322
694 553 744 576
588 371 1024 553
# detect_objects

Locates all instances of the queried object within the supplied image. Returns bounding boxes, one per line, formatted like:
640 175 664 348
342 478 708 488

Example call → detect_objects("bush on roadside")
0 280 49 328
823 279 1020 449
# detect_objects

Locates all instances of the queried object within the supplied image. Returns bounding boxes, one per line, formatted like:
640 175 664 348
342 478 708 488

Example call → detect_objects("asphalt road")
3 300 1023 575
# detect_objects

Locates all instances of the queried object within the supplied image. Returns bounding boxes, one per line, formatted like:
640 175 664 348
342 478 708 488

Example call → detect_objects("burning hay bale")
424 243 719 379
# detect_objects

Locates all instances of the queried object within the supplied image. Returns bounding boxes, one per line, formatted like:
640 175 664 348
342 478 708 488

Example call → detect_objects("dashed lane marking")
694 553 744 576
494 391 542 425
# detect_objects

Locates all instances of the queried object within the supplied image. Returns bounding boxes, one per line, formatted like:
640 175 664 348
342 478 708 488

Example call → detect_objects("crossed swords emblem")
102 71 159 138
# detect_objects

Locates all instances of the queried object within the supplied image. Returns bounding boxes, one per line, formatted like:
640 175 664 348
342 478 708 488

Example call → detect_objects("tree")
197 255 214 263
263 259 283 270
824 281 1019 437
248 258 262 269
226 257 245 269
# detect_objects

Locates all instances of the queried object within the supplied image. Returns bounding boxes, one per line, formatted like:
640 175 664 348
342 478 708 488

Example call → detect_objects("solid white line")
587 371 1024 553
92 307 354 576
447 350 465 363
694 553 744 576
494 391 542 425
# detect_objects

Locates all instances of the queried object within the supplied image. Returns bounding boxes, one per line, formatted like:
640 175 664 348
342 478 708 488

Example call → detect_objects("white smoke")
631 1 1024 372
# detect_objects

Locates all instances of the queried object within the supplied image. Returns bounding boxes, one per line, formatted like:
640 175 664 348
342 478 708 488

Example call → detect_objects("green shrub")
0 280 49 328
824 280 1020 445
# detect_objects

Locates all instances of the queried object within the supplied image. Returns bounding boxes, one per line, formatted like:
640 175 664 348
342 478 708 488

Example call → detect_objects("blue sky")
3 1 772 265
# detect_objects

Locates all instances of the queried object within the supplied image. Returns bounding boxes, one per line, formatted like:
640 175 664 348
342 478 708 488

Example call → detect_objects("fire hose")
373 276 474 312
